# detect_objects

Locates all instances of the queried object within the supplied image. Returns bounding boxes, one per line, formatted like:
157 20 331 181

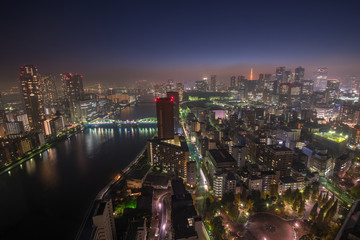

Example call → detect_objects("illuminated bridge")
85 117 157 128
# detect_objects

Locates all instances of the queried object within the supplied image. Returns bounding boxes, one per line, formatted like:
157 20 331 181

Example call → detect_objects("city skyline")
1 1 360 88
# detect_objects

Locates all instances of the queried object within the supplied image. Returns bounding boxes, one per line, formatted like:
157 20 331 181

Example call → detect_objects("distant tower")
62 73 84 122
230 76 236 88
294 66 305 82
210 75 216 92
314 67 328 91
155 97 174 139
19 65 44 131
250 67 253 80
40 74 58 115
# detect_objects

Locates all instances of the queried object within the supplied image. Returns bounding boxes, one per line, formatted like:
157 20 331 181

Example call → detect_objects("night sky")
1 0 360 88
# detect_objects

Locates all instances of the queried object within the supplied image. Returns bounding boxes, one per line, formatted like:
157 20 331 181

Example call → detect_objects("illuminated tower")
62 73 84 122
19 65 44 131
155 97 174 139
250 67 253 80
314 67 328 91
167 92 180 133
40 74 58 115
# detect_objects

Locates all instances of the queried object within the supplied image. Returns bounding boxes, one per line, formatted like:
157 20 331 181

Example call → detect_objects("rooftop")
314 131 348 143
208 149 236 163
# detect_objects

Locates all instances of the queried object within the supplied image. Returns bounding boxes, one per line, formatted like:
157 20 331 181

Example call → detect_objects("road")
158 193 169 240
320 177 354 205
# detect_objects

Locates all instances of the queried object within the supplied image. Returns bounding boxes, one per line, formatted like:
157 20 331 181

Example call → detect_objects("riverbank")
0 126 83 176
75 145 148 240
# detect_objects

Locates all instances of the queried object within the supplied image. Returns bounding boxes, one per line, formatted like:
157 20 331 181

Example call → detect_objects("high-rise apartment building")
155 97 174 139
19 65 44 131
294 66 305 82
166 92 180 133
40 74 58 115
147 135 189 178
62 73 84 122
263 145 293 177
92 199 117 240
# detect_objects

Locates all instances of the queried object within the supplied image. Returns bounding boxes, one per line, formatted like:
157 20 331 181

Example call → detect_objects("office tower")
230 76 236 88
264 74 272 90
19 65 44 131
62 73 84 122
314 67 328 91
326 79 340 103
155 97 174 139
294 66 305 82
284 70 292 82
275 66 286 93
195 80 208 92
276 66 286 82
92 199 117 240
167 92 180 133
237 75 245 89
210 75 216 92
40 74 58 115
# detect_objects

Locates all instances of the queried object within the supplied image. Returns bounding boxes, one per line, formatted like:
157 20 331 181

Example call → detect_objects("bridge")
85 117 157 128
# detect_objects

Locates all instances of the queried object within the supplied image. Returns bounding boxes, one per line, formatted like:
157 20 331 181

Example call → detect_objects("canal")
0 101 156 240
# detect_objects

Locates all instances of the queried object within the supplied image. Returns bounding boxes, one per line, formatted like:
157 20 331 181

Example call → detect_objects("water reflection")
39 148 59 189
25 158 36 175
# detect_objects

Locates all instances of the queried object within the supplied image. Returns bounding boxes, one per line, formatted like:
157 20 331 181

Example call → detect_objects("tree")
284 187 292 203
270 184 278 198
303 185 311 200
240 188 248 202
323 195 334 213
309 202 318 221
317 192 323 204
221 193 235 205
317 206 326 225
211 216 225 240
324 200 338 224
227 203 239 221
298 199 305 217
350 182 360 199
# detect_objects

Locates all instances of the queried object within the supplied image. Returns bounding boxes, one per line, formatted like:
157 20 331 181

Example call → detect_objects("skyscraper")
62 73 84 122
19 65 44 131
314 67 328 91
230 76 236 88
294 66 305 82
155 97 174 139
284 70 292 82
40 74 58 115
275 66 286 93
210 75 216 92
166 91 180 133
195 80 208 92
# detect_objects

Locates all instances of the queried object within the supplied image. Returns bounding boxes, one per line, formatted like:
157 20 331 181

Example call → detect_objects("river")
0 101 156 240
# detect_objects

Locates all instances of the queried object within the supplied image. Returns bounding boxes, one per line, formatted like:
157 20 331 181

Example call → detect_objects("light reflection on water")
0 101 157 240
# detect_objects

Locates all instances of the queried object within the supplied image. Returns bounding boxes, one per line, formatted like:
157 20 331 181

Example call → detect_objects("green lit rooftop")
314 131 348 143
